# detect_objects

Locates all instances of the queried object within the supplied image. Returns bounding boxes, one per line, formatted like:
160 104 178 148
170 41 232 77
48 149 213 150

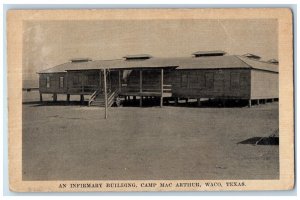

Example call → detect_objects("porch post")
80 95 84 103
99 70 102 92
160 68 164 107
39 92 43 102
118 70 121 92
175 97 178 106
197 98 201 107
139 69 143 107
53 93 57 102
104 68 108 119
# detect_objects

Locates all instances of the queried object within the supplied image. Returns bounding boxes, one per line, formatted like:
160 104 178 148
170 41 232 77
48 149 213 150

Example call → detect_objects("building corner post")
248 99 252 108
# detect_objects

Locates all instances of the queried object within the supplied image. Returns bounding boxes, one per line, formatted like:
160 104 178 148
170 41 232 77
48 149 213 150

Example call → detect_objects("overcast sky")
23 19 278 81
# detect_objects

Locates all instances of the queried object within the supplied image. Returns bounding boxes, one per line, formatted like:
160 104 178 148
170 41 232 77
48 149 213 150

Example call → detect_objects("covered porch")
117 68 172 107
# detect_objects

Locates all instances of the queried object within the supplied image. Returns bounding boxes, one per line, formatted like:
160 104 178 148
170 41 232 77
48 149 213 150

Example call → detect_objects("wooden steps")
89 89 118 107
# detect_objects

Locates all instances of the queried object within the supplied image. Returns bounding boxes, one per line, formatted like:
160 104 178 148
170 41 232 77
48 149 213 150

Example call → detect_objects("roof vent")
70 58 92 62
243 53 261 60
124 54 152 60
267 59 279 64
192 50 226 57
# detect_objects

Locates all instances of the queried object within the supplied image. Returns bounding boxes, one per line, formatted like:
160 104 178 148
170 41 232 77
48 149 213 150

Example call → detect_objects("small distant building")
22 79 39 92
37 51 278 108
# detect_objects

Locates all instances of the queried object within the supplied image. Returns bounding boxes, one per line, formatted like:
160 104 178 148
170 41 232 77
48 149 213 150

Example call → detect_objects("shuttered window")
189 74 198 88
198 74 205 89
73 74 80 86
181 73 188 88
205 72 214 89
230 72 240 89
240 73 248 88
87 74 98 86
40 77 46 87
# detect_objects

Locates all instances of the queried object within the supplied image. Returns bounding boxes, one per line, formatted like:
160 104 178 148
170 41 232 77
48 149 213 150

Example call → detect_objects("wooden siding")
172 69 251 99
250 70 278 99
39 73 67 94
39 68 277 100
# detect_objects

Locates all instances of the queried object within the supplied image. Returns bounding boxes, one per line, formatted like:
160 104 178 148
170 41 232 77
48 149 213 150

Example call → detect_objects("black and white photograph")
7 8 294 192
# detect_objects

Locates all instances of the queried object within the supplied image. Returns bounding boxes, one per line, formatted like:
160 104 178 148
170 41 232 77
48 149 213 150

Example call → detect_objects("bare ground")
22 92 279 180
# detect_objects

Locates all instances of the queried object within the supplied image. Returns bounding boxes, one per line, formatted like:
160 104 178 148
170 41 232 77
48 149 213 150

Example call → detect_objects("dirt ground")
22 91 279 180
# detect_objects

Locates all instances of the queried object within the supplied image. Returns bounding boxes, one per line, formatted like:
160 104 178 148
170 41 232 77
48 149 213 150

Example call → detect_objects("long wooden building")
37 51 278 109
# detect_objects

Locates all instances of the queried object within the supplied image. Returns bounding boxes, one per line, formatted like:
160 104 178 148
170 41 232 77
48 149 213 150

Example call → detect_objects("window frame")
46 76 50 88
205 72 214 90
73 74 80 86
181 73 188 88
59 76 64 88
188 73 199 89
230 72 240 90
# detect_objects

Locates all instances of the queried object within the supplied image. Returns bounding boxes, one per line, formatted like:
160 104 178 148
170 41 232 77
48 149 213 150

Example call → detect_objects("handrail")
107 89 119 107
88 89 100 106
71 85 99 88
108 89 118 100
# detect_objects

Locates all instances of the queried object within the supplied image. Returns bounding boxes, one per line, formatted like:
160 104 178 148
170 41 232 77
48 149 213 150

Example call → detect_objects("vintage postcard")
7 8 294 192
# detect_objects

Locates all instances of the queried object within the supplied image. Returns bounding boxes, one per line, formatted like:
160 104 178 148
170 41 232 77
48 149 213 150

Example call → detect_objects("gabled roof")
237 56 278 72
176 55 249 69
38 58 178 73
38 55 278 74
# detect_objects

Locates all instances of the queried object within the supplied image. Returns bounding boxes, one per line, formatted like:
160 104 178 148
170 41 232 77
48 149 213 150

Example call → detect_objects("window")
198 74 205 89
189 74 198 88
205 72 214 89
46 76 50 88
230 72 240 90
190 72 206 89
39 77 46 87
73 74 80 86
240 73 248 88
59 77 64 88
87 74 98 86
181 73 188 88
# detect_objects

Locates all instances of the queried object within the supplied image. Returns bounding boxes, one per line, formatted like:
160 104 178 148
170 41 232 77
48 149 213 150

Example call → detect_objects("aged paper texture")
7 8 294 192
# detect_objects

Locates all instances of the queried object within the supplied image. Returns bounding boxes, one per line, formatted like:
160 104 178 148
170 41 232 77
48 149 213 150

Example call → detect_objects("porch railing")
67 85 99 94
120 84 172 93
